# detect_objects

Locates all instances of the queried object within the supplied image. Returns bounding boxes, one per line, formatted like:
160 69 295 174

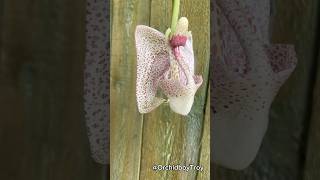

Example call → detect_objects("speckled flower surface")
212 0 297 169
84 0 109 164
135 17 203 115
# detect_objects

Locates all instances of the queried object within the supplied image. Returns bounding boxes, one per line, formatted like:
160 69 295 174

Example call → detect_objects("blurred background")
0 0 108 179
212 0 320 179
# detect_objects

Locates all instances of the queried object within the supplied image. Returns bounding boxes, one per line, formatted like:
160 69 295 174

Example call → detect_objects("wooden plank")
180 1 210 179
110 0 150 179
0 0 107 180
303 49 320 180
256 0 319 179
138 2 175 179
212 0 319 179
138 0 210 179
197 89 210 180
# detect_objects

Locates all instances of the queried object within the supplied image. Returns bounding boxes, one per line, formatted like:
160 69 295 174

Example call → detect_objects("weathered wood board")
0 0 107 180
110 0 210 179
110 0 147 179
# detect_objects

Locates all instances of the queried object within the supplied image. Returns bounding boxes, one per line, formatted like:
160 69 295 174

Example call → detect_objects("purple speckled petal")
135 25 170 113
212 0 297 169
84 0 109 164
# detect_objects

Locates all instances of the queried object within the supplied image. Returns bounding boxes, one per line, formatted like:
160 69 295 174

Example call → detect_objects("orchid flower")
212 0 297 170
135 15 202 115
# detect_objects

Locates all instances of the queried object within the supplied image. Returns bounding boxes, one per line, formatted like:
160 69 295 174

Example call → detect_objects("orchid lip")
169 94 195 116
173 47 181 60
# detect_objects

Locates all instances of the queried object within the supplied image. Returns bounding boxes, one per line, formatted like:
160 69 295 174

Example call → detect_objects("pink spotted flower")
135 17 203 115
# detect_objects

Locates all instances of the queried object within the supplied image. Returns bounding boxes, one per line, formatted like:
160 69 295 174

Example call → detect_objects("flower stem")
170 0 180 34
165 28 171 38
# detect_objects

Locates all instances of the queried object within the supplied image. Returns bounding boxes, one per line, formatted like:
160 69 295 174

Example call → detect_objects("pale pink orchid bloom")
135 17 203 115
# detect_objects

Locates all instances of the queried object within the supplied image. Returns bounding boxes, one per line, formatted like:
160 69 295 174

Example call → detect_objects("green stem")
170 0 180 34
165 28 171 38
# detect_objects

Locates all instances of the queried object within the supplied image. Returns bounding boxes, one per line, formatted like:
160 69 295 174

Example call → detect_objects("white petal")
169 94 195 116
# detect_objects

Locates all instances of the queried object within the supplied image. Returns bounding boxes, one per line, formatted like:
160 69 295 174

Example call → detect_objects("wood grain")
110 0 149 179
197 90 210 180
303 49 320 180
